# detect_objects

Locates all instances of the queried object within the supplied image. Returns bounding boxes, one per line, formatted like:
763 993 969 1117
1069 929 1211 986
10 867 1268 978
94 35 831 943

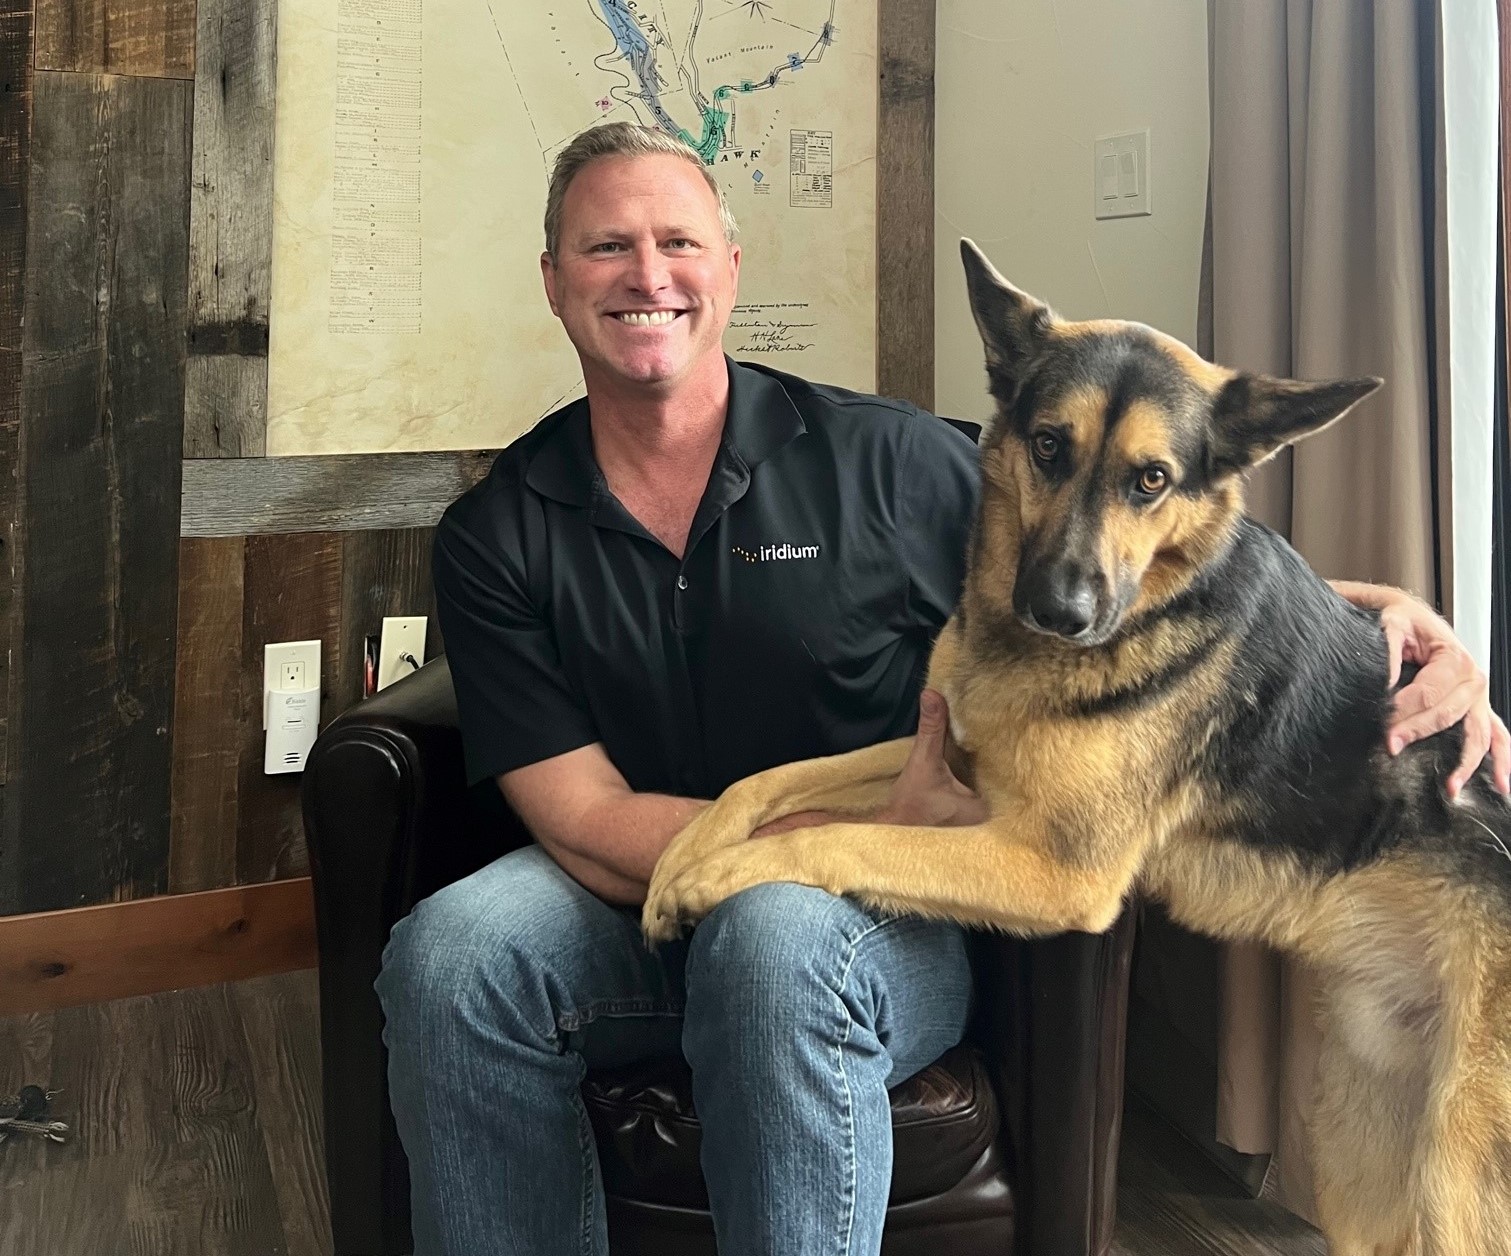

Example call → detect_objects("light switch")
1094 129 1151 219
1099 153 1119 201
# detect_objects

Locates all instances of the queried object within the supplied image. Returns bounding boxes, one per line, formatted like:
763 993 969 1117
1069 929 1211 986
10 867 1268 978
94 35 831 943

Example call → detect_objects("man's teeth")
615 311 678 326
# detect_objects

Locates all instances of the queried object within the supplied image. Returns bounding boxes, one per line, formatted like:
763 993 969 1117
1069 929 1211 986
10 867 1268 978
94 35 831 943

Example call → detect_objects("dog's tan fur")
641 242 1511 1253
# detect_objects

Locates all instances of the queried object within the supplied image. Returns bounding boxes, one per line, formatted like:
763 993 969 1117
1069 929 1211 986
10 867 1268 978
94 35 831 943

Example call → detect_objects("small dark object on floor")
16 1085 51 1120
0 1085 68 1146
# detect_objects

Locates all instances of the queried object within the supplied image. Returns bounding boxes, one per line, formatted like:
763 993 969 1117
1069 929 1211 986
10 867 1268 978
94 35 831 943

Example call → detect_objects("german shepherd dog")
642 240 1511 1254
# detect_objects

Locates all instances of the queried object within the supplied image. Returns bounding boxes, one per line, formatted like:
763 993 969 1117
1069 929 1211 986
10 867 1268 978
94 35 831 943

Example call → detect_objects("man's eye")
1031 432 1060 463
665 239 694 250
592 242 625 253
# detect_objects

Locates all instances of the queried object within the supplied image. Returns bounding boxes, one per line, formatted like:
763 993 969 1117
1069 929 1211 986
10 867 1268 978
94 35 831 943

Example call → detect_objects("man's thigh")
382 842 689 1069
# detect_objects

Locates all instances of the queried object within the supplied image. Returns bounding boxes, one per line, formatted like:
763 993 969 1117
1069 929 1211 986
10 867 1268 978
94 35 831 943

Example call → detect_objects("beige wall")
934 0 1211 426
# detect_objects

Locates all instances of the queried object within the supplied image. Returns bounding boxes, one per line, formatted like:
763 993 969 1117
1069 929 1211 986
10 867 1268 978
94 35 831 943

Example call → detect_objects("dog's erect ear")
960 239 1052 392
1209 373 1383 473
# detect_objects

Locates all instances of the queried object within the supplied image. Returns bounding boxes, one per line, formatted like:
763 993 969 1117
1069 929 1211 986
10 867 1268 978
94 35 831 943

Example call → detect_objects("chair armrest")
303 655 530 928
301 655 531 1256
974 905 1137 1256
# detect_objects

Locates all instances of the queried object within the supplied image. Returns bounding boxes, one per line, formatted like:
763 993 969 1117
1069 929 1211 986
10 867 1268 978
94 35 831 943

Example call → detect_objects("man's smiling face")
542 153 741 394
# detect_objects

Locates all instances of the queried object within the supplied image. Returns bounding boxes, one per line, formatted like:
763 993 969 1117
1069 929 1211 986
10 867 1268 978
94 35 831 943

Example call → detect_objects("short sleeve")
433 505 600 785
899 415 982 632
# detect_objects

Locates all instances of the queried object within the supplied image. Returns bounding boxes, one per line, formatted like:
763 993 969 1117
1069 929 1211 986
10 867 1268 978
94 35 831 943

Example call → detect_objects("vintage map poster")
265 0 878 455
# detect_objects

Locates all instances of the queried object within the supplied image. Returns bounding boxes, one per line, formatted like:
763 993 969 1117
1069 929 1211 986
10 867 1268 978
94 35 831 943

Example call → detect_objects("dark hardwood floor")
0 970 1323 1255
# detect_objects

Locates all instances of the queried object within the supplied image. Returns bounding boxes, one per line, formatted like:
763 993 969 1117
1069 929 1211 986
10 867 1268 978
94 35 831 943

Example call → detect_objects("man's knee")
375 850 570 1046
682 883 974 1067
684 882 868 1019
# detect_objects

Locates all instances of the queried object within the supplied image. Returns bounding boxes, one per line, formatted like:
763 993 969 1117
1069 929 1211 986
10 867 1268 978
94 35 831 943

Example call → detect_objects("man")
375 122 1506 1256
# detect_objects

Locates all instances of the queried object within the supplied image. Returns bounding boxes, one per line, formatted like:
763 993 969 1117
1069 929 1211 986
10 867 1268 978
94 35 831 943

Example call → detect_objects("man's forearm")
539 841 649 905
538 791 708 906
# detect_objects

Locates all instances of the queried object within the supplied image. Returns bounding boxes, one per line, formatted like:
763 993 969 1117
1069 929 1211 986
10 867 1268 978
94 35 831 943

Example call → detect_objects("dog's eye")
1032 433 1060 463
1136 466 1168 496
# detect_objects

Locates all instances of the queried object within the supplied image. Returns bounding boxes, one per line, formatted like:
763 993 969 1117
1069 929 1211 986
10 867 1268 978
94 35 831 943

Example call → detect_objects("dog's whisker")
1465 812 1511 863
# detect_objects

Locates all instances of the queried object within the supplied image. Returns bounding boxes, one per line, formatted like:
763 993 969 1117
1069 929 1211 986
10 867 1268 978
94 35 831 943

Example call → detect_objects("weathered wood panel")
0 878 316 1014
169 536 245 895
335 527 438 713
181 450 496 536
185 0 277 457
184 354 268 458
235 534 342 886
10 72 190 915
876 0 935 411
35 0 195 78
0 0 35 797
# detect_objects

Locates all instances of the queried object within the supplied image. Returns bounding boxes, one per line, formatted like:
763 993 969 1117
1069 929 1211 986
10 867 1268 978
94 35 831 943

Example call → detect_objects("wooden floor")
0 969 1323 1256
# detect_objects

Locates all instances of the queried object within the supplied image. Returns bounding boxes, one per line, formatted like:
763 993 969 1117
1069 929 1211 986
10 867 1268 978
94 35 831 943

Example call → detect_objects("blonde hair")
543 122 739 258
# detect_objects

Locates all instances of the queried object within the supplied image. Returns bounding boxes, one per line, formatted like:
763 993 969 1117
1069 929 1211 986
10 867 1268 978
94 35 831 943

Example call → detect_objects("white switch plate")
1094 129 1151 219
263 640 321 730
376 616 427 692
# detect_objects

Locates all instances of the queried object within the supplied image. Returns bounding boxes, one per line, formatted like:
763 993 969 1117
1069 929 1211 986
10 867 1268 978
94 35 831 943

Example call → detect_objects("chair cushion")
583 1043 1000 1209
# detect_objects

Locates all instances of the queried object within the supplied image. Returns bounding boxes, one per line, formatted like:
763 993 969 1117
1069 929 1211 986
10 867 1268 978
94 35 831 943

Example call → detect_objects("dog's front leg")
642 738 916 939
643 819 1134 941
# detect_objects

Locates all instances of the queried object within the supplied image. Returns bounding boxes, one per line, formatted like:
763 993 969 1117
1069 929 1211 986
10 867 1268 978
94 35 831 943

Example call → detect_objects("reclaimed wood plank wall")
0 0 935 919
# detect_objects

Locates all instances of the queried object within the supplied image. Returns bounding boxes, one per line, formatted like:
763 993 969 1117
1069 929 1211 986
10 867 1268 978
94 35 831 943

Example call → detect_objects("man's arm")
499 744 708 905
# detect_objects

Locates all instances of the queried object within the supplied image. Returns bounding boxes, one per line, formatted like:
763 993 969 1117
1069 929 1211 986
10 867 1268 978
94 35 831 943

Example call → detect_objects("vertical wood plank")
35 0 194 79
169 536 245 895
335 527 438 714
236 534 342 886
13 72 189 914
876 0 935 411
185 0 276 457
0 0 34 806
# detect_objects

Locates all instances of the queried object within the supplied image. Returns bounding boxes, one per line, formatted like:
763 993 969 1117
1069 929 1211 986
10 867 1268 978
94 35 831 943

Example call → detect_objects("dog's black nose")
1017 564 1101 639
1030 592 1096 637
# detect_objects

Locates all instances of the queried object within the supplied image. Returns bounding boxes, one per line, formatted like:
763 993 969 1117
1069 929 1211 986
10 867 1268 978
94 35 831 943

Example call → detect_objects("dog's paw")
641 861 736 943
640 891 685 945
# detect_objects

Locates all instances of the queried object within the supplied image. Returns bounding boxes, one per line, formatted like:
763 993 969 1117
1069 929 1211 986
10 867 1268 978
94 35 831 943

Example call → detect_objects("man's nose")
626 244 671 293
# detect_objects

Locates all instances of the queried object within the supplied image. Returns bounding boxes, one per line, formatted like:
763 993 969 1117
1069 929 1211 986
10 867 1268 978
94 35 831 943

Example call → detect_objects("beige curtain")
1202 0 1444 1222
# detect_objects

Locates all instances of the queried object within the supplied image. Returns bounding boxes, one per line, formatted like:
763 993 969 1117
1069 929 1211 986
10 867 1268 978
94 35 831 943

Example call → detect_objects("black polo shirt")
433 358 981 798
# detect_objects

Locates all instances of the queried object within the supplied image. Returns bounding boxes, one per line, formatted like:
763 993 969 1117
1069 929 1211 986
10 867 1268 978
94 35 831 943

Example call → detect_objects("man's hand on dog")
752 690 989 837
1356 587 1510 799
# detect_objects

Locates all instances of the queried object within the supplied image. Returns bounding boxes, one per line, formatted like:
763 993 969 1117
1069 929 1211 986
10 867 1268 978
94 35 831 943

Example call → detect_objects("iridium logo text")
732 542 822 563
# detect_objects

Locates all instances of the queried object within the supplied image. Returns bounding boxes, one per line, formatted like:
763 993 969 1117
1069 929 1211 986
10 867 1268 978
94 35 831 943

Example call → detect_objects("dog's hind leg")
1415 1071 1511 1256
1310 999 1425 1256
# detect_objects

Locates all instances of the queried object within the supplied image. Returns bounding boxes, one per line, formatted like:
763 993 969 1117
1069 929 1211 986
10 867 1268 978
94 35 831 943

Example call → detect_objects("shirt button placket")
671 571 690 632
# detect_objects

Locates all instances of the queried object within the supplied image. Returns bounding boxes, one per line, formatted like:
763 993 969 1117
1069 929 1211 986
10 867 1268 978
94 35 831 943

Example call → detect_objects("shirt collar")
721 357 807 469
524 357 807 508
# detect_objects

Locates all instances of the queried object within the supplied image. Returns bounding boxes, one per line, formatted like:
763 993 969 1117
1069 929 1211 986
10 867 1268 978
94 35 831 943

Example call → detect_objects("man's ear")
1209 372 1384 474
959 239 1053 398
541 251 561 317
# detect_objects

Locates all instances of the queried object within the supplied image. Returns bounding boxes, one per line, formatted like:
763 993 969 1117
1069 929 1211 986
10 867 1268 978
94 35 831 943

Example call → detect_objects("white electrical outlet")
376 616 427 692
263 640 322 731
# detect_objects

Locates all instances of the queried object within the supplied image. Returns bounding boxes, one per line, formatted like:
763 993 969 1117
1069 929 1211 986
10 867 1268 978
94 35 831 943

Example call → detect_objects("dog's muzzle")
1015 561 1105 641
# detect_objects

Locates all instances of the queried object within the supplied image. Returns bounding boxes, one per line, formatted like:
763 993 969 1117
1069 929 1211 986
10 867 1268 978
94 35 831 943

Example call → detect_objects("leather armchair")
302 657 1136 1256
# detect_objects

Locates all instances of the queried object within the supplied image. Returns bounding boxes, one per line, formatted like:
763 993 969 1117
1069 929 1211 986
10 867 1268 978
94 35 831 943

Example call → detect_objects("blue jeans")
374 843 975 1256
